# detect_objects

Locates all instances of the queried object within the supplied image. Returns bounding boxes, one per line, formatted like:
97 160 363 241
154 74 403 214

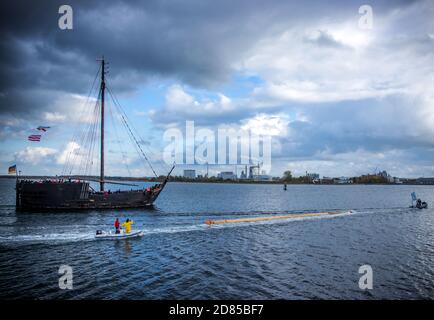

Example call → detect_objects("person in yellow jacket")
121 218 134 234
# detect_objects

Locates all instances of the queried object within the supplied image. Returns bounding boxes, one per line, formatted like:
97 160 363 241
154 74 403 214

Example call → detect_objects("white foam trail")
0 211 358 244
0 232 95 244
141 224 208 235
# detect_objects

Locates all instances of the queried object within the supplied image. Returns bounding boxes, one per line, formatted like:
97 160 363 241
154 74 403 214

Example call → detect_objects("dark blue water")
0 178 433 299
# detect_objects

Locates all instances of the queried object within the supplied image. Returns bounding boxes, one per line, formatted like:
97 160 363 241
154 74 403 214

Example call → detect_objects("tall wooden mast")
100 58 105 192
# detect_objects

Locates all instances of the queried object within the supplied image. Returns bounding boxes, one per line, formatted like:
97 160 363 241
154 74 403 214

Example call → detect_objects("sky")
0 0 434 178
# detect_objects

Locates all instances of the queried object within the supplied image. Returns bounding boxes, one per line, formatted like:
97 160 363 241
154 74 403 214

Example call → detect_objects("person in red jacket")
114 218 120 234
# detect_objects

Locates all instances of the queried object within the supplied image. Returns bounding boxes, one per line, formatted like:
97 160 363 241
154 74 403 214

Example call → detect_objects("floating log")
204 211 350 225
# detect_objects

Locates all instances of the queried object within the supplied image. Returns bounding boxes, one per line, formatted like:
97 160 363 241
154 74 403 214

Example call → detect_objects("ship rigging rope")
87 101 101 176
105 90 150 176
106 80 173 175
79 98 100 176
106 84 159 178
106 79 172 176
61 66 172 180
106 88 150 176
72 92 99 174
61 66 101 177
61 68 100 176
65 91 100 177
107 98 132 177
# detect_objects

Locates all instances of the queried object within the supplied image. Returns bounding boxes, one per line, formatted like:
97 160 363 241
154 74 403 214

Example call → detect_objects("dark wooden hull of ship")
15 180 163 211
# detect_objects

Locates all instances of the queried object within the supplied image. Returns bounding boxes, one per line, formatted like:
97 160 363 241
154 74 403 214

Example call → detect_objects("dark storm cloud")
0 0 415 118
0 0 286 116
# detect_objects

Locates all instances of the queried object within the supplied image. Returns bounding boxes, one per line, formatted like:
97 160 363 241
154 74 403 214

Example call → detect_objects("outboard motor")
416 199 428 209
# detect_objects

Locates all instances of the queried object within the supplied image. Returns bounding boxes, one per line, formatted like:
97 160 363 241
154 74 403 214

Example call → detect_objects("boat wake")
5 207 417 246
0 232 95 245
0 210 361 245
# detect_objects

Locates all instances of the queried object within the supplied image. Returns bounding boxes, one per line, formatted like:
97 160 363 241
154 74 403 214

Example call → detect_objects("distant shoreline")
1 175 434 185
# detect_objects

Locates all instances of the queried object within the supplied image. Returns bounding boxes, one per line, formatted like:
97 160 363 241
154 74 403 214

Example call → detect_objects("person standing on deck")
114 218 120 234
122 219 134 234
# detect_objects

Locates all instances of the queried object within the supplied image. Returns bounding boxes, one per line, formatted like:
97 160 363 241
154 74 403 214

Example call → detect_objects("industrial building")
183 169 196 179
217 171 237 180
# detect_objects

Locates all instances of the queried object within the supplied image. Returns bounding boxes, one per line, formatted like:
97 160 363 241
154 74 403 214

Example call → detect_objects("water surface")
0 178 433 299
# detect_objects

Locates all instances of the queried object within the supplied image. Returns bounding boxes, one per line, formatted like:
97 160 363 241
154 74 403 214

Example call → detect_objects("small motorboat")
95 230 143 239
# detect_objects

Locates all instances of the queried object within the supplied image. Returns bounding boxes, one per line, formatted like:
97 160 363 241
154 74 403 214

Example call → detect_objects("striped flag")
8 165 16 174
37 126 50 132
28 134 41 141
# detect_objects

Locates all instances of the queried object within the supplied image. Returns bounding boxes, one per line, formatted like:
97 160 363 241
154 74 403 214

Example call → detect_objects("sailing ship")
16 58 174 210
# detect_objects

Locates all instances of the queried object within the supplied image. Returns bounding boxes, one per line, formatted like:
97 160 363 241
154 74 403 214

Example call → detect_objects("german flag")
8 165 16 174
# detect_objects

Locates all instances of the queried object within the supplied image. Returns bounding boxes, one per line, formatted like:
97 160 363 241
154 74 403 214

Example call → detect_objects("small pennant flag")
28 134 41 142
37 126 50 132
8 165 16 174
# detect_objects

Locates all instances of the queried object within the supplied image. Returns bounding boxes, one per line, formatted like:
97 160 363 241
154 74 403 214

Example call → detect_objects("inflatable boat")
95 230 143 240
